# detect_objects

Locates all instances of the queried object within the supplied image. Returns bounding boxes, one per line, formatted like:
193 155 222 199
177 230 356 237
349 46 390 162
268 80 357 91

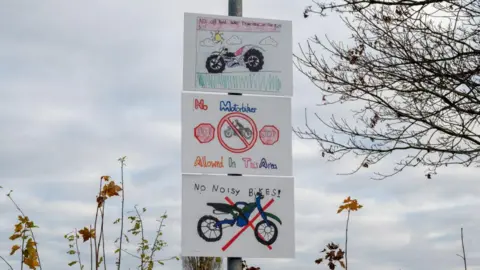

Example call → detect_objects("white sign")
181 92 292 176
183 12 293 96
181 174 295 258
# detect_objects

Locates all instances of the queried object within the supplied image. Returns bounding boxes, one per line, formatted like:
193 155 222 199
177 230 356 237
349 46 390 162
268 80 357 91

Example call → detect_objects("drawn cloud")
199 38 215 47
226 35 242 45
259 36 278 47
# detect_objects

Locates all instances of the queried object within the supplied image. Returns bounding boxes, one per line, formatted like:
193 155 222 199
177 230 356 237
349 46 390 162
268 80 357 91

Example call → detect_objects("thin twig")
148 212 168 262
21 230 25 270
119 248 141 259
74 228 83 270
345 210 350 270
93 178 103 270
456 227 468 270
95 205 105 269
134 206 146 270
89 225 93 270
101 206 107 270
0 255 14 270
117 156 126 270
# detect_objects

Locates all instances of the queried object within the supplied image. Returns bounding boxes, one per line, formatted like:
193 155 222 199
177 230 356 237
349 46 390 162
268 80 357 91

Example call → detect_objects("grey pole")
227 256 243 270
228 0 242 16
226 0 243 269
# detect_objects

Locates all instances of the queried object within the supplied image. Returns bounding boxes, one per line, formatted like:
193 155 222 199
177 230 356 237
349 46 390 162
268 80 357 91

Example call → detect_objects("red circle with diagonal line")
217 112 258 153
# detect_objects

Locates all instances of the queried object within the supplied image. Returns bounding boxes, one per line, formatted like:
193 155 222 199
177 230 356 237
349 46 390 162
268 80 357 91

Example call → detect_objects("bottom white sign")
181 174 295 258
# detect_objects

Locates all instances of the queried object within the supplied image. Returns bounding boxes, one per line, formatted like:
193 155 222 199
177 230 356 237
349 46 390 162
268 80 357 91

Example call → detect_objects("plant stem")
7 193 43 270
74 229 83 270
95 205 105 269
148 212 167 262
89 225 93 270
20 230 25 270
461 227 467 270
134 206 146 270
93 177 103 270
345 209 350 270
101 205 107 270
0 255 14 270
117 157 126 270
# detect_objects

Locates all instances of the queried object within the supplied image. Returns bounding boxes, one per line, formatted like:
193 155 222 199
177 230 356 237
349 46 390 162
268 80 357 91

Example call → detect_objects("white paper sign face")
181 92 292 176
181 174 295 258
183 12 293 96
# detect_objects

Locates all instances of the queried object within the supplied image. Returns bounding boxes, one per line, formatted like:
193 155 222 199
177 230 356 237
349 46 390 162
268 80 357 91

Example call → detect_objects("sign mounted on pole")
181 92 292 176
183 12 293 96
181 174 295 258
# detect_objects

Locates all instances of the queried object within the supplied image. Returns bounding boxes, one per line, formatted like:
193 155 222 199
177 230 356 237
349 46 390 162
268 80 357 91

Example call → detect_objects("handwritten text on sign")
181 92 292 176
183 12 293 96
181 174 295 258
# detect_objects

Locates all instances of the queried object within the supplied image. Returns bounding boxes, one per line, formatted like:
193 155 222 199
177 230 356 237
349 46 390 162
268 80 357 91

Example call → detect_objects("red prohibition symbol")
217 112 258 153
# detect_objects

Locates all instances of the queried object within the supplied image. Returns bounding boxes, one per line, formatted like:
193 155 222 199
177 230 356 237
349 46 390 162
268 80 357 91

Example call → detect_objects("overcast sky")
1 1 479 270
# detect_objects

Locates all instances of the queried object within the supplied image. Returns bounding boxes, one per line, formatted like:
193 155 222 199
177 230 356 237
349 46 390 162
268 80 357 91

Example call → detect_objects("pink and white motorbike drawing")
205 45 265 73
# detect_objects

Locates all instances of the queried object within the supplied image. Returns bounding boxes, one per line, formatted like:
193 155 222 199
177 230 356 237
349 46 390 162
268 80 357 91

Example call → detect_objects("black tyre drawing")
254 220 278 245
224 127 234 138
206 55 226 73
243 128 253 139
244 49 264 72
197 215 223 242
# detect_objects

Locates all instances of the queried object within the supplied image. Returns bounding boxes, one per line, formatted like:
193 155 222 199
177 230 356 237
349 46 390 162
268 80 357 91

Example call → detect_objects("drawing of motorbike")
224 119 253 139
197 192 282 246
205 45 265 73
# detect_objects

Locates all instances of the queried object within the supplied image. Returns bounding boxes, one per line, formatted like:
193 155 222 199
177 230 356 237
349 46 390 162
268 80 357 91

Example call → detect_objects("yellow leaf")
26 221 35 228
340 261 346 268
10 245 21 255
19 239 40 269
18 215 30 224
9 233 22 241
338 196 363 213
337 205 347 214
24 254 40 270
14 222 23 233
25 239 36 250
102 181 122 197
79 227 95 242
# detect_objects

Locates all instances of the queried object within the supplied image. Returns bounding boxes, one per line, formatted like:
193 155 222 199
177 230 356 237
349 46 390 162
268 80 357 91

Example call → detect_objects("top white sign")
183 12 293 96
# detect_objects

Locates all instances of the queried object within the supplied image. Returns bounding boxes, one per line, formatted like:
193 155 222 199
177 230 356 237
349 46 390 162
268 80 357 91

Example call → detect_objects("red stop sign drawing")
194 123 215 143
259 125 279 145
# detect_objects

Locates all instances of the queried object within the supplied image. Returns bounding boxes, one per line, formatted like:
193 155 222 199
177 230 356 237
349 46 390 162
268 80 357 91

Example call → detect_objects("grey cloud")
1 1 480 270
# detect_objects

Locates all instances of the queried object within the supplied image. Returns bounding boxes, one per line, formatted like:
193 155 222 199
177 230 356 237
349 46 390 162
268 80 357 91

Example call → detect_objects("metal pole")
226 1 243 270
228 0 242 16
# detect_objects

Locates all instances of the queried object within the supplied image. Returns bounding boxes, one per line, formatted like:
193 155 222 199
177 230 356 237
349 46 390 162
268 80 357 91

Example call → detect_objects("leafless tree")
294 0 480 180
182 256 223 270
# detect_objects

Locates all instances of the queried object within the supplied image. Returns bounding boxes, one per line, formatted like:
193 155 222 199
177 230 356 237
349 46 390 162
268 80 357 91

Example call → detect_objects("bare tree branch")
296 0 480 179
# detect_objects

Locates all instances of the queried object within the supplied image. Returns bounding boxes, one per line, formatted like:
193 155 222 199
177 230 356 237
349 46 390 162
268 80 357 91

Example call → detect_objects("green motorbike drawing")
197 192 282 246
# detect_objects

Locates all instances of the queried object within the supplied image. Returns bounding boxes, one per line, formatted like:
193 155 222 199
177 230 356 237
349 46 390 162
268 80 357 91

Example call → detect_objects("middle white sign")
181 92 292 176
